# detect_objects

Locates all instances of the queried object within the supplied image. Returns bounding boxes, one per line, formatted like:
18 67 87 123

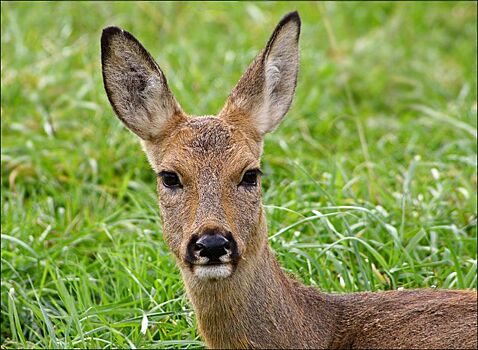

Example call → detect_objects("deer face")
101 12 300 280
142 116 263 279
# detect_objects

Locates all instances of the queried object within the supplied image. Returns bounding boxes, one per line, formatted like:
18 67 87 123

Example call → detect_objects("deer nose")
194 234 231 262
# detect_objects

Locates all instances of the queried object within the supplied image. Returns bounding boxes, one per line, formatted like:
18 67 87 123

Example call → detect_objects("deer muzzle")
185 228 240 280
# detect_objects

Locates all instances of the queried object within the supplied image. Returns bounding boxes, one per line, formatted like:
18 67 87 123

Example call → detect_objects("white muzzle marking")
194 264 232 280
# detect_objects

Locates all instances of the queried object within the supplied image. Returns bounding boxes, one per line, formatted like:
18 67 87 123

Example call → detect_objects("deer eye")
239 169 262 187
158 171 182 189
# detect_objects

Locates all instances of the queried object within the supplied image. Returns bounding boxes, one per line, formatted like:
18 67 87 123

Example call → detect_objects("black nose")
194 234 230 262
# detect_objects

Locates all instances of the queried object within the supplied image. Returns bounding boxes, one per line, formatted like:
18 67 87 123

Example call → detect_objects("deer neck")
179 210 338 348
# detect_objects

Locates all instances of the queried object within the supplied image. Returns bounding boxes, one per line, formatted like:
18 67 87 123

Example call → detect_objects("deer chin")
193 263 233 280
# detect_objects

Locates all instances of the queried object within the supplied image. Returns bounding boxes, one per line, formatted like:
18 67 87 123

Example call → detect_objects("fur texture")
101 11 477 349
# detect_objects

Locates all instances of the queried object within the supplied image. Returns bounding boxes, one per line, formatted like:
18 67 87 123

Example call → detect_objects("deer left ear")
219 11 301 136
101 26 186 141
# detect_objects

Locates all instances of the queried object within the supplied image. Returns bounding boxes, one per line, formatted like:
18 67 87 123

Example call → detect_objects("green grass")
1 1 476 348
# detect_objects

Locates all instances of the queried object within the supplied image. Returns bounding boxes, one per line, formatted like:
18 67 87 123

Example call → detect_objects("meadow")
1 2 477 348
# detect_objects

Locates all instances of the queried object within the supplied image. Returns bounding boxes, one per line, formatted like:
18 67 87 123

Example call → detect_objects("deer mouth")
185 255 239 280
192 263 234 280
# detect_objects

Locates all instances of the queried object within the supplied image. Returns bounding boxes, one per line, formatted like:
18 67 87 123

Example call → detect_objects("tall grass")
1 2 476 348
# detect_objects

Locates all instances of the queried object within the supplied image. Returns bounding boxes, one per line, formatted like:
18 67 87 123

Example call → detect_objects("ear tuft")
264 11 301 51
101 26 124 57
101 26 184 141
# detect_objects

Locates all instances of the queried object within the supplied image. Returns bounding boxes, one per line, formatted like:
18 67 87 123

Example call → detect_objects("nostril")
194 242 205 252
199 249 212 258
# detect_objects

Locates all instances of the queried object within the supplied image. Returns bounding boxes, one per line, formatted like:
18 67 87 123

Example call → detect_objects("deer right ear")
101 27 185 141
219 11 301 138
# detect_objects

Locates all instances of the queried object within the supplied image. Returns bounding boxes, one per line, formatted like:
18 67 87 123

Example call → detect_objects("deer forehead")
143 116 260 174
183 117 235 153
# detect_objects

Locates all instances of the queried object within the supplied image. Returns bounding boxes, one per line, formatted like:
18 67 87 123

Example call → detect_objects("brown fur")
101 12 477 349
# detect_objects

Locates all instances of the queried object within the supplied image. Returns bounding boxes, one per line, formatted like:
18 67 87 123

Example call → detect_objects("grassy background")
1 2 476 348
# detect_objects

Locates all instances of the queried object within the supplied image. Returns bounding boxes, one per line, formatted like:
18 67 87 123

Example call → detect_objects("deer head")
101 12 301 281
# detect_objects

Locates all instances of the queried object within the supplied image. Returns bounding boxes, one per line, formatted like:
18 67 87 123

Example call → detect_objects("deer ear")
101 27 185 141
219 11 301 136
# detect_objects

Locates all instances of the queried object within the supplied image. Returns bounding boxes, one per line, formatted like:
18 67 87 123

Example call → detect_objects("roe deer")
101 11 477 349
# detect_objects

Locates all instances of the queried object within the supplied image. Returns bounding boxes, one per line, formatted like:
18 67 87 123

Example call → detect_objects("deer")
100 11 477 349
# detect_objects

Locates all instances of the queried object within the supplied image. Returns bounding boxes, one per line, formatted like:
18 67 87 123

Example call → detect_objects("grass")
1 1 476 348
